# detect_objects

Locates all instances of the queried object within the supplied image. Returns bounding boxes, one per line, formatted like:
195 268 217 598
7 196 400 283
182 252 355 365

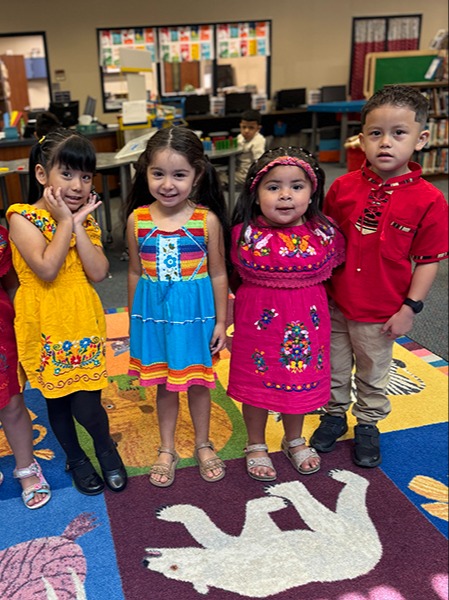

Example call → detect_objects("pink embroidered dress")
227 218 345 414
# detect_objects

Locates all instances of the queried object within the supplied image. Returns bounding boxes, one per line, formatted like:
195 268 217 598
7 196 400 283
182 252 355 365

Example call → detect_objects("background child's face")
257 165 312 227
359 104 429 180
240 120 261 142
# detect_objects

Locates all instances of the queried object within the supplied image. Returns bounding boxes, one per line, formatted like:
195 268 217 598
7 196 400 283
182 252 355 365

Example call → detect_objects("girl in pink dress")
227 147 345 480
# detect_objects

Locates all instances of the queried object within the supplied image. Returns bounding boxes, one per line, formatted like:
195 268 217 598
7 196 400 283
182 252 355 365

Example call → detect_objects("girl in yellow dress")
7 129 127 496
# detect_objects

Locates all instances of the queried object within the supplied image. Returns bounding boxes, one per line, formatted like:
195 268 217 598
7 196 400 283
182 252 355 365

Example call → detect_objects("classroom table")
307 100 366 167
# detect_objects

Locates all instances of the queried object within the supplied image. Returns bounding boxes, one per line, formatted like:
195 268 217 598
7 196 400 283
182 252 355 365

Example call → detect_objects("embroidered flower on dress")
278 232 316 258
279 321 312 373
255 308 279 330
38 334 104 375
251 349 268 373
241 227 272 256
315 345 324 370
313 223 335 246
310 306 320 329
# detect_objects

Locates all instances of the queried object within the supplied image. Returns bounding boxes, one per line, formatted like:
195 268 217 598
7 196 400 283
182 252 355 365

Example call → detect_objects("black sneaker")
310 414 348 452
66 457 104 496
353 424 381 468
97 441 128 493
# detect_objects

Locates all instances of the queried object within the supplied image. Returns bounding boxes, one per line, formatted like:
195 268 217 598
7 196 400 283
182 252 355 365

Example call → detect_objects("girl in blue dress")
125 127 229 487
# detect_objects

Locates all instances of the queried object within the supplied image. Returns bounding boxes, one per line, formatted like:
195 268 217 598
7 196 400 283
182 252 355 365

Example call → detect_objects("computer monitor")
275 88 306 110
224 92 252 116
83 96 96 117
320 85 347 103
184 94 210 116
48 101 79 127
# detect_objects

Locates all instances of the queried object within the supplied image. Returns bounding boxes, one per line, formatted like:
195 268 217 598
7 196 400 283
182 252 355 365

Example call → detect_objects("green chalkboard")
373 54 439 92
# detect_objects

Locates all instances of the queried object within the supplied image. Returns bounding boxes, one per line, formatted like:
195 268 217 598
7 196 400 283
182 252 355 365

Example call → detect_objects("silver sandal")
13 460 51 509
194 441 226 483
281 436 321 475
244 443 277 481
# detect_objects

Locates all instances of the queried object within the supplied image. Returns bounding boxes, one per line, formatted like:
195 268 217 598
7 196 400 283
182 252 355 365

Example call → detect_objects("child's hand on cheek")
73 193 103 229
43 186 72 223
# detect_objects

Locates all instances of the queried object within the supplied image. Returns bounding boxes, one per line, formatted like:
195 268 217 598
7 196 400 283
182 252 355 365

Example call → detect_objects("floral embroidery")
315 345 324 371
310 305 320 329
21 210 56 235
279 321 312 373
255 308 278 330
241 226 272 256
158 237 180 281
38 334 104 376
0 232 7 253
278 232 317 258
252 349 268 373
312 223 335 246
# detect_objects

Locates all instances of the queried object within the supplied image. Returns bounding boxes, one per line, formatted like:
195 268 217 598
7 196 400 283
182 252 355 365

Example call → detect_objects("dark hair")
35 111 61 139
232 146 332 243
240 109 262 124
361 85 429 127
28 128 96 204
125 127 228 227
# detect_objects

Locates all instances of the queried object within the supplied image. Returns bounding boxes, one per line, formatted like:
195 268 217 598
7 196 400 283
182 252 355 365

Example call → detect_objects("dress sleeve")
84 215 104 247
0 225 12 278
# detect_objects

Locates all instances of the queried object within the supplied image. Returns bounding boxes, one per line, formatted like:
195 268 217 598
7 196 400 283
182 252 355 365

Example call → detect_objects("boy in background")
235 109 266 186
310 85 448 467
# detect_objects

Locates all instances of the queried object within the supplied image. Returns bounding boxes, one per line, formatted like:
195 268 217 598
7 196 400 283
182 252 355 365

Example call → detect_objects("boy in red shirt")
310 85 448 467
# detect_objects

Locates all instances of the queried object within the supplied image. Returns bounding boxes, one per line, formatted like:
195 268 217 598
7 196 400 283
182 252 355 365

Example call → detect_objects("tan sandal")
244 443 277 481
149 447 179 488
194 441 226 483
281 436 321 475
13 460 52 509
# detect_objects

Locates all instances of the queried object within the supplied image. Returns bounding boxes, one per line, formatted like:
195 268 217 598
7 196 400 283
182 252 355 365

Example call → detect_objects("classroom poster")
215 20 270 57
99 26 157 72
158 24 213 62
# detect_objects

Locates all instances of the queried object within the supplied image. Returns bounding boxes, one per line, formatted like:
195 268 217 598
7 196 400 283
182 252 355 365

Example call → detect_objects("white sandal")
13 460 51 509
281 436 320 475
244 443 277 481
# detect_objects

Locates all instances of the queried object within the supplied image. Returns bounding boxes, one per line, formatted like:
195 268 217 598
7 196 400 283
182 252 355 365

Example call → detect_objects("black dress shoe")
66 457 104 496
97 443 128 493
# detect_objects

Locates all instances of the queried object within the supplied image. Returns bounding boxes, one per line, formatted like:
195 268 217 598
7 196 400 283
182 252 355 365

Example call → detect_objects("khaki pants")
326 302 394 424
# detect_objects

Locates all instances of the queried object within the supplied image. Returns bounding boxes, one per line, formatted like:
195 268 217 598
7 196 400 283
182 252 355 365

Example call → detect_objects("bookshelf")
412 81 448 176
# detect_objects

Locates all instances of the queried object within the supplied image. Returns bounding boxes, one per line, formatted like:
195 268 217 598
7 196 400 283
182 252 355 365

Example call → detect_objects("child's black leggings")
45 390 111 463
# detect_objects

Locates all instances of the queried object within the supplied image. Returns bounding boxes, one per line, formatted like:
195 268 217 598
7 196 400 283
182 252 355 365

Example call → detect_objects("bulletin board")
363 50 441 98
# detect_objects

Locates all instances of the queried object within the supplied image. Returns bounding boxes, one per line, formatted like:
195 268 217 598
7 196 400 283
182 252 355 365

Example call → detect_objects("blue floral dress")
227 218 345 414
128 205 217 391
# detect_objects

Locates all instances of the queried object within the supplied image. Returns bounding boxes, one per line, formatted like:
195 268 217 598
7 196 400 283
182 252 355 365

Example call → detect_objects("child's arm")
72 193 109 282
0 265 19 302
8 187 73 282
207 212 229 355
381 262 440 338
126 212 142 321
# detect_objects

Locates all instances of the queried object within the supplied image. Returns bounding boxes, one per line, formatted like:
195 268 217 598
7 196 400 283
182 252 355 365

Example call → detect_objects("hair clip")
39 135 46 144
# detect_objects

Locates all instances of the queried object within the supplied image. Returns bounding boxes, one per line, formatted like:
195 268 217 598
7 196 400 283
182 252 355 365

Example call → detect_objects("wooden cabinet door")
0 55 30 113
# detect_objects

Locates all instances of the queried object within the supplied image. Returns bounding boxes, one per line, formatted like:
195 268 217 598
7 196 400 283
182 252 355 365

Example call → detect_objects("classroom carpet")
0 304 447 600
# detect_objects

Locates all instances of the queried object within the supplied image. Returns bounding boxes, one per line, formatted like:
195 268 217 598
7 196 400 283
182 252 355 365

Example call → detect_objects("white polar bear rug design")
143 469 382 597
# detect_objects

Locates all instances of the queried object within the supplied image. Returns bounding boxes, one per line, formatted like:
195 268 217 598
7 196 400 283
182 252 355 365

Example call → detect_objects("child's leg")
282 413 320 473
150 384 180 485
0 394 48 506
242 404 276 479
188 385 225 481
70 390 127 492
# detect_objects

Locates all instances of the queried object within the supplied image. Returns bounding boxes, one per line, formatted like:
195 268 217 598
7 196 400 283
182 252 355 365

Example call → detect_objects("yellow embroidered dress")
6 204 108 399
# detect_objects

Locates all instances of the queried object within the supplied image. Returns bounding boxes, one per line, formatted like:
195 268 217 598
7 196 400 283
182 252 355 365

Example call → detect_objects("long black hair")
124 127 228 230
27 128 96 204
232 146 333 243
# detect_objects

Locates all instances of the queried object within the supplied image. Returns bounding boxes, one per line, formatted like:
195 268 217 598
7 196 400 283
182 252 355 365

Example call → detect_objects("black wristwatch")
403 298 424 314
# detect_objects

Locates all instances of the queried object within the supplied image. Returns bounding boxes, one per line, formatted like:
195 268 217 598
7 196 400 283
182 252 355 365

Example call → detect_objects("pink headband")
250 156 318 193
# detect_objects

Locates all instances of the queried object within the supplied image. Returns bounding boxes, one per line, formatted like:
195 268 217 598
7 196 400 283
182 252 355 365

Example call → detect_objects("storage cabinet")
0 55 30 114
